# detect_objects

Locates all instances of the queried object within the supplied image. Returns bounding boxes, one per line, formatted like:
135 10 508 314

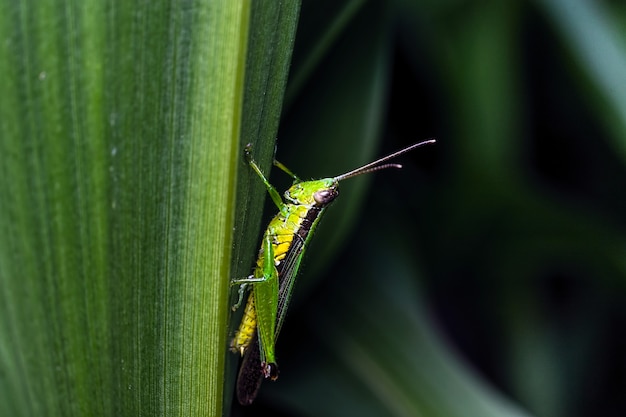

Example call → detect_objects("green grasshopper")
231 139 436 405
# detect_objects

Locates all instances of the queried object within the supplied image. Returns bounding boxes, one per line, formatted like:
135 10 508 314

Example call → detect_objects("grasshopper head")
284 178 339 207
281 139 437 208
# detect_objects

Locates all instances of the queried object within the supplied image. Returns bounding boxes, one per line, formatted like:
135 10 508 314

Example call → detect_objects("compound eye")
313 189 337 205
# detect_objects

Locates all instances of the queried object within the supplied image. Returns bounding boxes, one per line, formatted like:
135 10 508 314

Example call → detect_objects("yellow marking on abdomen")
231 293 257 355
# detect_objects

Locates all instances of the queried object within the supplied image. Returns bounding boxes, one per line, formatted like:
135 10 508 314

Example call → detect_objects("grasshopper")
231 139 436 405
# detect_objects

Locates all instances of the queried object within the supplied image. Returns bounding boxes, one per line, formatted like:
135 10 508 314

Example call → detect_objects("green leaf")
0 1 300 416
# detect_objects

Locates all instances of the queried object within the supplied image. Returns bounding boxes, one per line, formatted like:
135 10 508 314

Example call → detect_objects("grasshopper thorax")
284 178 339 207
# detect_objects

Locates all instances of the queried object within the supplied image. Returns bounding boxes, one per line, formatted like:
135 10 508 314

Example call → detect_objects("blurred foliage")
232 0 626 417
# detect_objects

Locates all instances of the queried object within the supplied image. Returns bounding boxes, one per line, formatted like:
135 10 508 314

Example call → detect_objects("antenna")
334 139 436 181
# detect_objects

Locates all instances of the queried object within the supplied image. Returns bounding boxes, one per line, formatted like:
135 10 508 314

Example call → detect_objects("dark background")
234 1 626 416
